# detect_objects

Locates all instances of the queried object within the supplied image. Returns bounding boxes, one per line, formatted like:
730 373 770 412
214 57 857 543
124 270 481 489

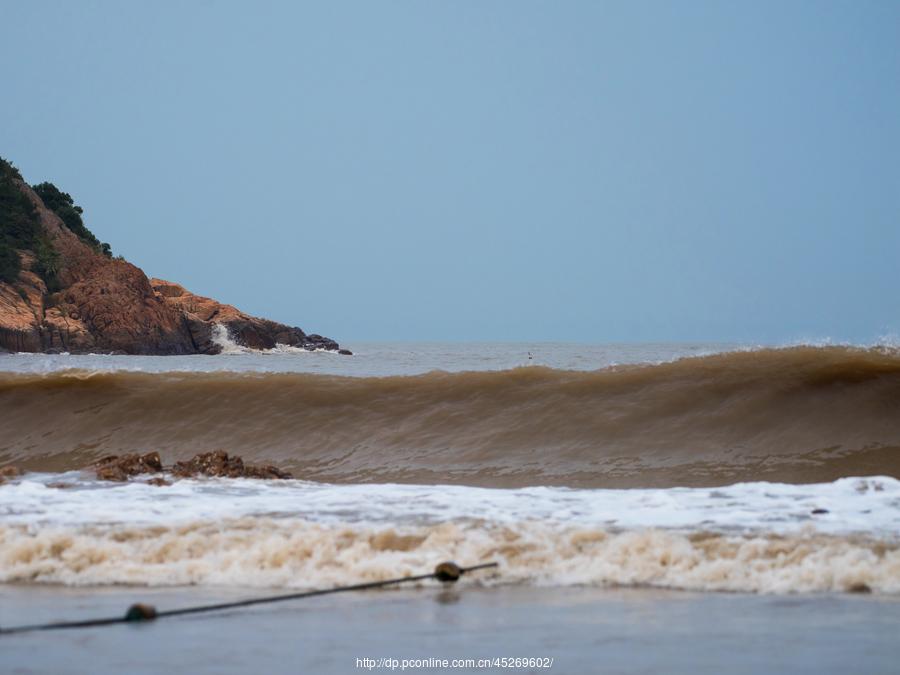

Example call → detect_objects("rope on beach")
0 561 498 636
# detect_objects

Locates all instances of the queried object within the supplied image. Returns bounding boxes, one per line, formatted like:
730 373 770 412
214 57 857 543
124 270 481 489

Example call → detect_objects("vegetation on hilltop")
1 157 111 289
32 181 112 257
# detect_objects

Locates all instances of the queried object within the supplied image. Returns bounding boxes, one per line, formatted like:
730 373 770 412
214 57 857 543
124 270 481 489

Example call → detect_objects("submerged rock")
0 465 20 484
88 450 291 482
171 450 292 480
46 481 74 489
93 452 163 481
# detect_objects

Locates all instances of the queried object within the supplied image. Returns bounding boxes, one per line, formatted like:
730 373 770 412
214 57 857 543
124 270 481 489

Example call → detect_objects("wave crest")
2 345 900 487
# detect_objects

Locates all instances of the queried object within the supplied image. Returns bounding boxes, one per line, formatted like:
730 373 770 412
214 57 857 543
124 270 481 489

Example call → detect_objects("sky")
1 1 898 343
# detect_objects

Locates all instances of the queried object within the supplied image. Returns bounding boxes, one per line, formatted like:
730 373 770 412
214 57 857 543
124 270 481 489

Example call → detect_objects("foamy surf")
1 475 898 593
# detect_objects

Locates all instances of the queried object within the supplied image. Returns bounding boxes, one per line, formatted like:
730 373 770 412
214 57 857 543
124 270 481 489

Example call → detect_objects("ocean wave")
2 345 900 487
2 473 898 594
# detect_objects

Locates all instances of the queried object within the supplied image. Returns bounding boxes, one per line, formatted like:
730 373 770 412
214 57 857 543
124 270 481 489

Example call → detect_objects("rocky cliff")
0 164 344 355
150 278 340 354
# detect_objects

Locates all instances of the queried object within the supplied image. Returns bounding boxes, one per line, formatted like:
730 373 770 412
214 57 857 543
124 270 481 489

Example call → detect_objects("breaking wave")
2 345 900 487
2 519 897 594
2 470 898 594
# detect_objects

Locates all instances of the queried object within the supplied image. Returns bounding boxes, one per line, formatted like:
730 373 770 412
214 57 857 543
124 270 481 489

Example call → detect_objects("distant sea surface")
1 340 735 376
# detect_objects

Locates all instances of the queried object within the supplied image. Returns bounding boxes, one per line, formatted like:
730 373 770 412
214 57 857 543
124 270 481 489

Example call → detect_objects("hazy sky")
2 1 898 342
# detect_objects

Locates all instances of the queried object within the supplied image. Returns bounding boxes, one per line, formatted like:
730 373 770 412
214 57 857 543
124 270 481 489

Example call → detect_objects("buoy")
124 603 157 622
434 561 462 582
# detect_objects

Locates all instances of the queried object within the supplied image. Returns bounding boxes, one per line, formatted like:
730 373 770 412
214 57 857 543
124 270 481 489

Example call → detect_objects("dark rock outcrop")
149 279 341 353
93 452 164 481
90 451 292 482
171 450 293 480
0 465 20 484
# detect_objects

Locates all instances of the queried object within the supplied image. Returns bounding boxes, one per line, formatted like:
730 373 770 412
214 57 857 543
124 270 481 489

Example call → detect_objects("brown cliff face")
150 278 339 353
0 178 342 355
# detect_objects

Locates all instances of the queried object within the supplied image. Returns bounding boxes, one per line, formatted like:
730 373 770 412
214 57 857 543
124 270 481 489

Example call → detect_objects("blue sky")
2 1 898 342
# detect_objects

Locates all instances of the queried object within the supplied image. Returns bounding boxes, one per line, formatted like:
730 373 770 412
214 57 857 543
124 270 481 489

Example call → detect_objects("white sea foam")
1 475 898 593
1 518 897 594
1 475 898 534
210 323 248 354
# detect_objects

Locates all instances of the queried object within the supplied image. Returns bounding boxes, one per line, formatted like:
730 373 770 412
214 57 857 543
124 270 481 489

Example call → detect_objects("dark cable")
0 561 497 636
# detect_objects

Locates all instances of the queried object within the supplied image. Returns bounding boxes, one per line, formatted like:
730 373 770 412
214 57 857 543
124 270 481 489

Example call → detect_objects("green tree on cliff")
1 158 109 287
0 243 19 283
32 181 112 257
34 236 62 292
0 157 41 283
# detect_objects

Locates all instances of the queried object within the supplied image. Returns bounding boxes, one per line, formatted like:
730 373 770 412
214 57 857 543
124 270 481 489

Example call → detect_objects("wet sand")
2 584 898 674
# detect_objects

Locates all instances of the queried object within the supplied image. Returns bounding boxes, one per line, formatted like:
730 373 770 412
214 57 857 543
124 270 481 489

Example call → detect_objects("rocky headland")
0 158 345 355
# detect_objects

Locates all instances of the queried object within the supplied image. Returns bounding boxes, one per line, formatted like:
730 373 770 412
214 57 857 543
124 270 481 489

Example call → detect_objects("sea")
1 340 899 673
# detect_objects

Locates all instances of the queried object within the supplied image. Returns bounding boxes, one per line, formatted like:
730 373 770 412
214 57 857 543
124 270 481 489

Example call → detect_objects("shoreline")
2 585 898 674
